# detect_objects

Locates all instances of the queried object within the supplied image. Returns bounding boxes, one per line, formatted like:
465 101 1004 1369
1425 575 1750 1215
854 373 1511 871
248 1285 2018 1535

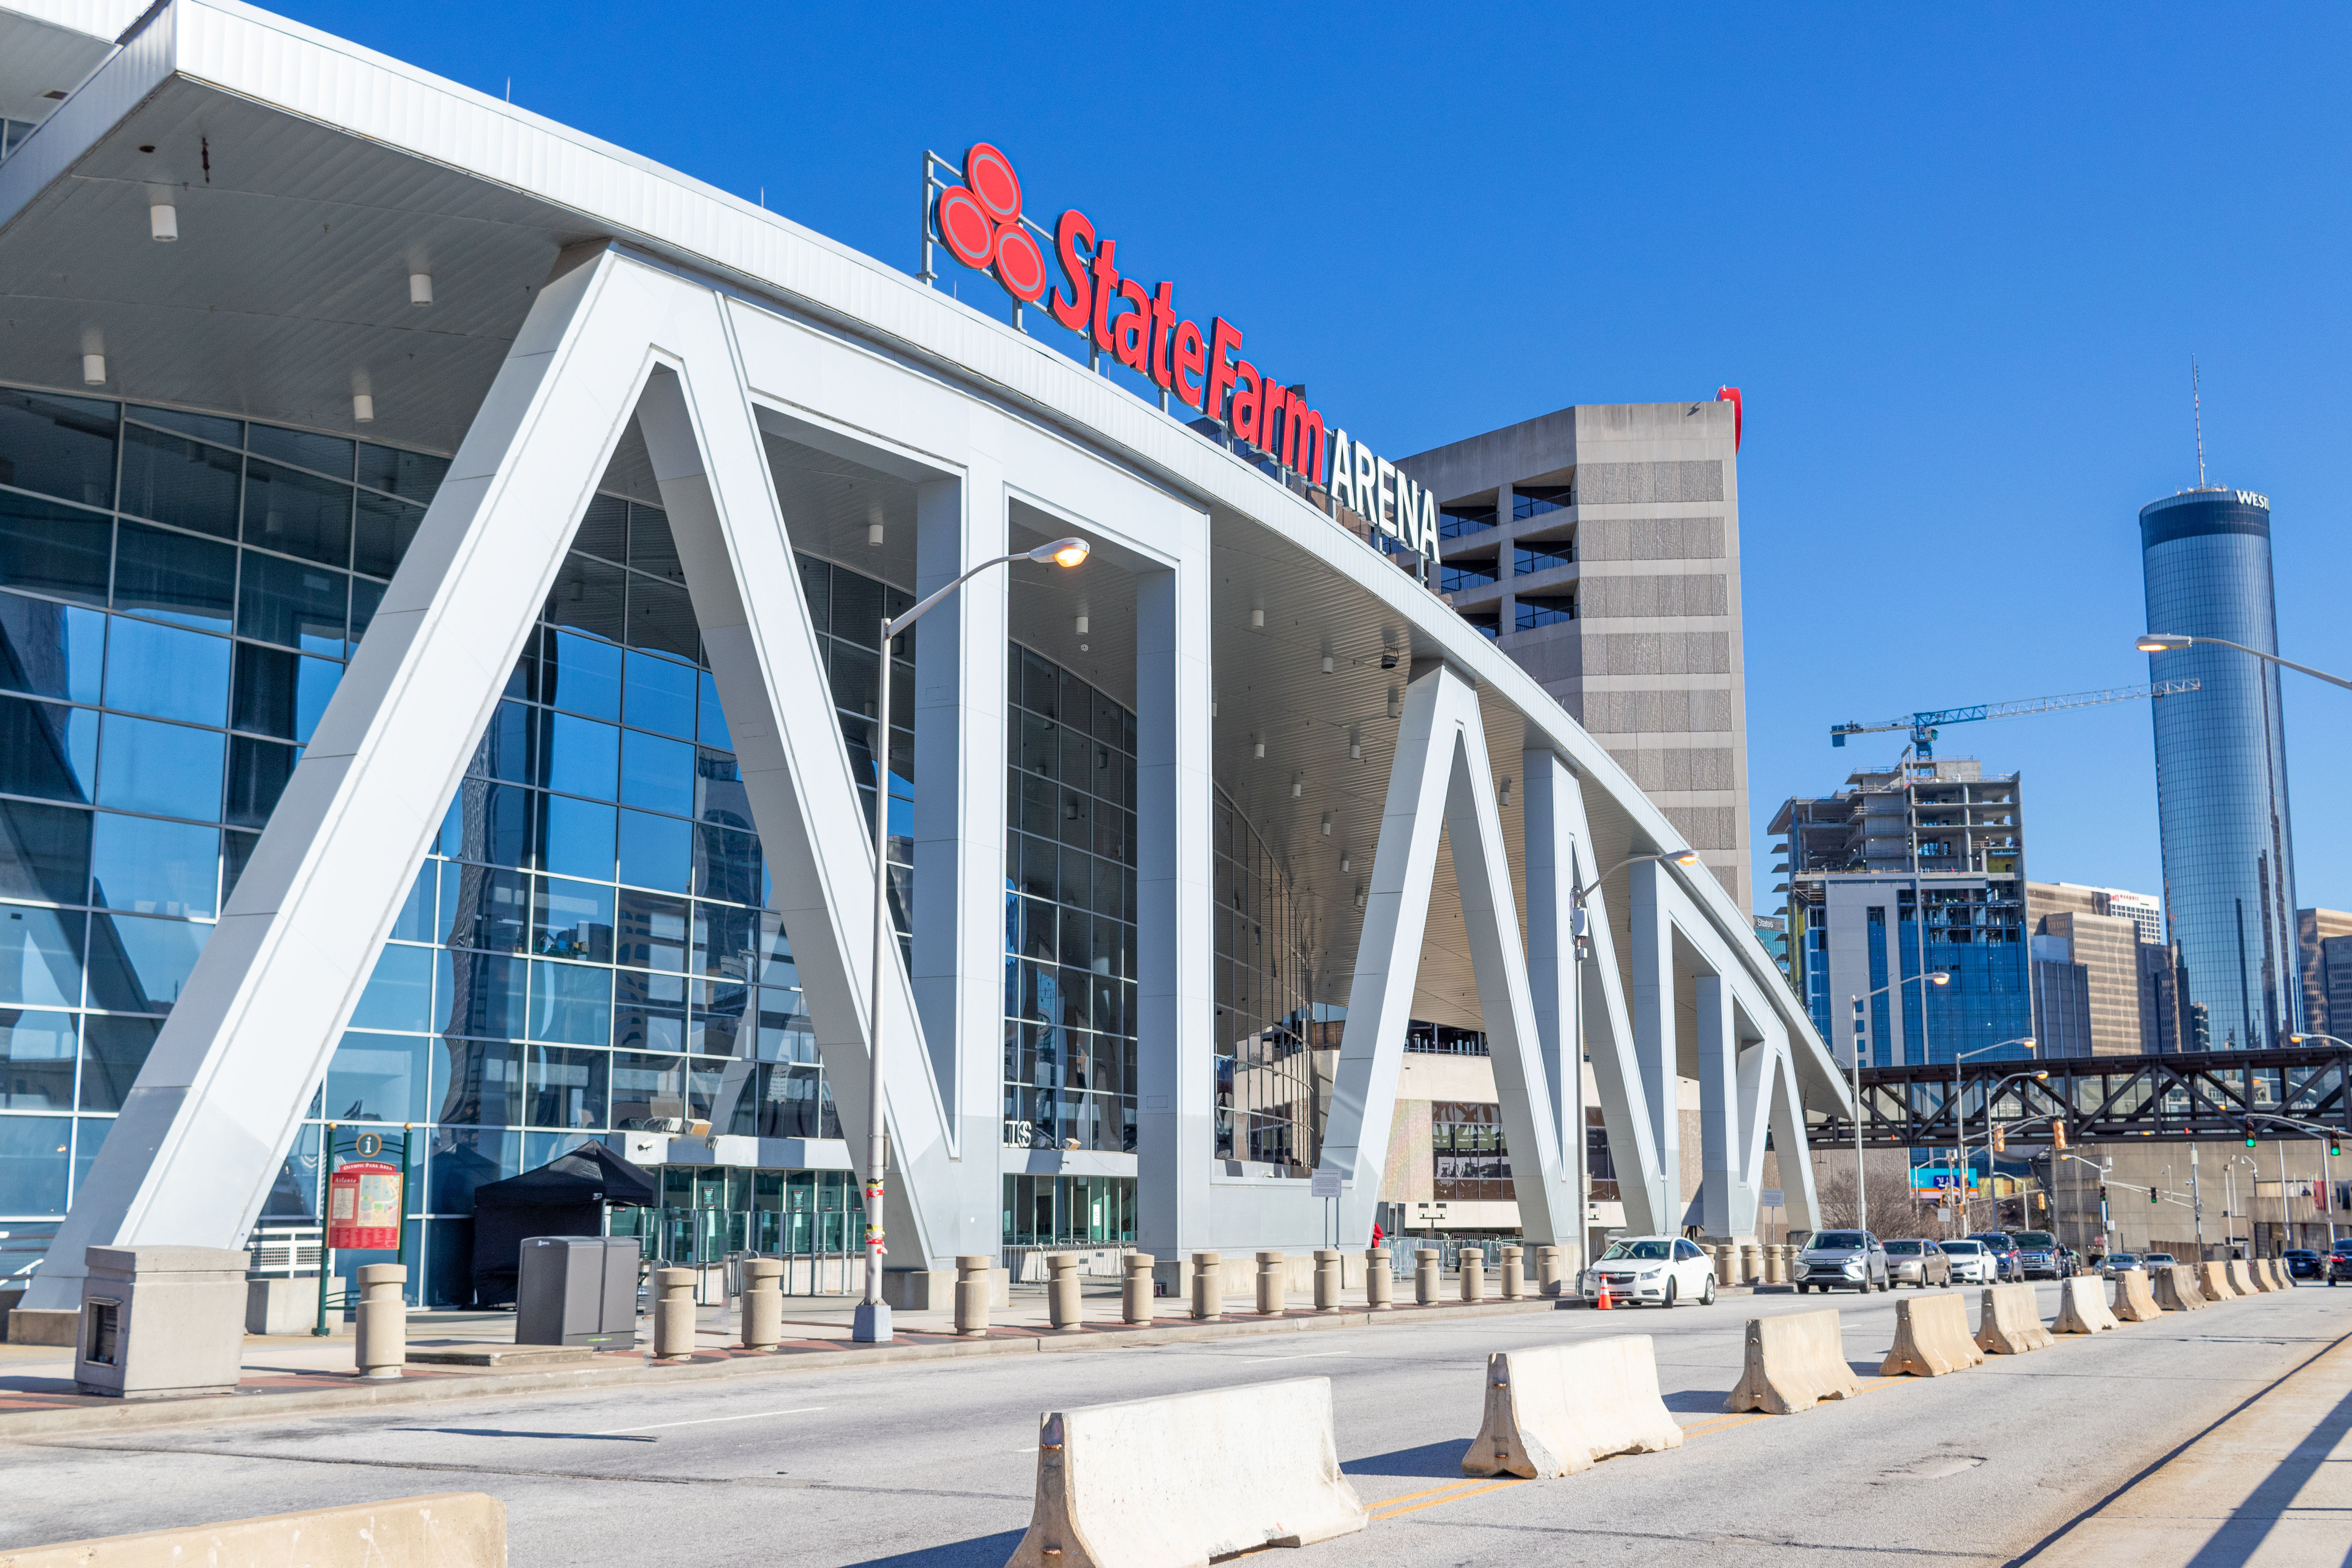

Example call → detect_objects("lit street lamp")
2135 632 2352 692
853 535 1090 1344
1953 1038 2037 1233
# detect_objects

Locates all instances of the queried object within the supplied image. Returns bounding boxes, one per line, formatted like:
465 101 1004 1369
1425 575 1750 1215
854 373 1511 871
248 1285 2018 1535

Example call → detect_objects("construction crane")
1831 681 2201 758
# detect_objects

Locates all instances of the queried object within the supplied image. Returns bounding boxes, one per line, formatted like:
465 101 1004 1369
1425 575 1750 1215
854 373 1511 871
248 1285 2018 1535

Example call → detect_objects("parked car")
2283 1249 2321 1281
1576 1235 1717 1307
1967 1232 2025 1282
2143 1251 2179 1270
1883 1238 1952 1287
2101 1252 2143 1280
1939 1239 1998 1284
1793 1230 1891 1293
2326 1245 2352 1286
2011 1230 2065 1280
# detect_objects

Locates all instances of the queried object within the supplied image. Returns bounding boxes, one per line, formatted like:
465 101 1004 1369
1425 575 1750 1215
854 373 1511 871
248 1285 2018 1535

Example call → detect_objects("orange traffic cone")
1595 1274 1613 1310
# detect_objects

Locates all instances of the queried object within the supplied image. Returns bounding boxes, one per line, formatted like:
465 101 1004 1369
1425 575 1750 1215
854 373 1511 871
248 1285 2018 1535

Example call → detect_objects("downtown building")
1769 759 2033 1067
0 0 1840 1318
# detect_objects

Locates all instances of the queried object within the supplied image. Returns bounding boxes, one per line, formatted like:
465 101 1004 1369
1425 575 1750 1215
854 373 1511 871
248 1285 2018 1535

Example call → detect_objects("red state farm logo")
933 143 1047 304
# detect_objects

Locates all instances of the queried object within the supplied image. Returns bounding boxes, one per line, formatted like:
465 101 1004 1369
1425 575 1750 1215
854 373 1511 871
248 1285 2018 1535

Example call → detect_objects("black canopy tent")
468 1142 658 1307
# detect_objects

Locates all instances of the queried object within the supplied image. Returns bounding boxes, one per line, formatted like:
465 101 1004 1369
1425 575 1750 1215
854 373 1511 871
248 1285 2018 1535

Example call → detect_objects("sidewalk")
0 1279 1590 1439
2024 1328 2352 1567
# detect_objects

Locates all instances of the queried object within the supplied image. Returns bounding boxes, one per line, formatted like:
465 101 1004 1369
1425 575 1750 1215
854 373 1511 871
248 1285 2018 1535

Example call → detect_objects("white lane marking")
1230 1350 1352 1363
593 1406 826 1435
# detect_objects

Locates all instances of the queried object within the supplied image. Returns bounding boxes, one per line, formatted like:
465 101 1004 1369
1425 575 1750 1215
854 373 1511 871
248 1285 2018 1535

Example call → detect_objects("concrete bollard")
1416 1249 1443 1305
741 1257 784 1350
1192 1251 1223 1320
1255 1250 1286 1315
355 1263 407 1381
1365 1248 1394 1310
1048 1253 1085 1331
1123 1252 1156 1324
1537 1245 1564 1297
652 1267 697 1360
1769 1245 1789 1285
1499 1245 1523 1299
1742 1243 1763 1285
1461 1249 1486 1303
1314 1249 1343 1313
955 1254 993 1336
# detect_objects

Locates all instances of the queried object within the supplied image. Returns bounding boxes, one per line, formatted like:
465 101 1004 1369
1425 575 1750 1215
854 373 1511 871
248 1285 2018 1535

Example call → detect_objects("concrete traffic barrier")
1724 1307 1862 1414
1461 1249 1486 1303
1499 1245 1524 1299
2112 1267 2162 1323
741 1257 783 1348
2225 1259 2256 1296
2053 1275 2119 1334
1004 1377 1367 1567
1462 1334 1683 1478
955 1254 993 1336
1415 1249 1443 1306
1976 1283 2056 1355
354 1263 406 1381
1049 1254 1085 1331
1122 1253 1154 1324
1252 1251 1283 1315
1191 1252 1223 1321
1880 1292 1984 1377
2250 1258 2276 1291
2196 1261 2237 1301
2154 1264 2208 1311
2267 1258 2292 1290
0 1493 505 1568
1365 1248 1393 1310
652 1267 696 1359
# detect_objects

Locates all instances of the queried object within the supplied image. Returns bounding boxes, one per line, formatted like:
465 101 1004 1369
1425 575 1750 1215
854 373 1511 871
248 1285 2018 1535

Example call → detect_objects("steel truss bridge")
1805 1044 2352 1151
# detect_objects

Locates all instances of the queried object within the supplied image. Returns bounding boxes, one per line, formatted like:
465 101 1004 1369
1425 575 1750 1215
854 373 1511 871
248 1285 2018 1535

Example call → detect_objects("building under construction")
1771 760 2032 1068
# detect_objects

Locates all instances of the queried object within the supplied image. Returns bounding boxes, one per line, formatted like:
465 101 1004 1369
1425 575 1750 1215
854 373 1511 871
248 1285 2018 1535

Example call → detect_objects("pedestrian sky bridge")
1805 1044 2352 1149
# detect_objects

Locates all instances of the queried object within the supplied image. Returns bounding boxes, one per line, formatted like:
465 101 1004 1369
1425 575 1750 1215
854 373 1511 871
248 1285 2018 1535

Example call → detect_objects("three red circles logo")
933 143 1048 304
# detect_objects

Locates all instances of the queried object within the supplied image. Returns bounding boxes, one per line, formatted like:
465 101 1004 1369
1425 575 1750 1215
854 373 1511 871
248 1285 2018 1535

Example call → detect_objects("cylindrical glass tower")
2139 488 2298 1050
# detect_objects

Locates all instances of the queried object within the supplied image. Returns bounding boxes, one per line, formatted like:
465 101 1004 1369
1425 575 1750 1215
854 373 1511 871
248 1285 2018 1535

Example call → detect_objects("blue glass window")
97 715 223 821
114 523 235 631
104 619 230 726
530 960 611 1046
230 643 341 743
0 800 90 904
0 389 116 509
621 730 695 817
0 492 112 606
624 650 698 739
237 554 347 656
85 912 209 1014
0 595 105 705
242 460 352 568
0 1114 70 1215
0 906 82 1008
79 1015 158 1111
540 795 616 883
88 812 215 917
1514 540 1574 575
544 630 622 720
544 712 617 800
326 1031 429 1122
1515 598 1575 631
352 944 436 1033
0 697 95 803
618 809 690 893
0 1008 75 1109
118 425 241 539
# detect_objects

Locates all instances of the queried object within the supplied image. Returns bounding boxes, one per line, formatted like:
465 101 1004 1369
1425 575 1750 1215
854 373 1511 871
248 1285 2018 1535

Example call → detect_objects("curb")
0 1297 1564 1441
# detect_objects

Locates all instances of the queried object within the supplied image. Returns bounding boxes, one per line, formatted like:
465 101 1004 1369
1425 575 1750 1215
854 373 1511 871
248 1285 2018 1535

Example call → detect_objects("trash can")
515 1236 641 1348
76 1245 248 1399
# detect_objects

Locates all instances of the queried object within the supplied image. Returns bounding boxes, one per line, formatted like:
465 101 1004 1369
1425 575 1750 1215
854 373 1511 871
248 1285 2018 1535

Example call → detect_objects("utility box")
515 1236 640 1348
76 1245 249 1398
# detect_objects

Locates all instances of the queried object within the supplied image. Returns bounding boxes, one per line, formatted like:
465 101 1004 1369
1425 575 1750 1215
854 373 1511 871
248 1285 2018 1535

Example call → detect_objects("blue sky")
293 2 2351 914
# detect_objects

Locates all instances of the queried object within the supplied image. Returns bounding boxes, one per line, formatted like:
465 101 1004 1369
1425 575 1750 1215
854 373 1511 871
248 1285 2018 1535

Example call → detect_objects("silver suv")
1793 1229 1891 1294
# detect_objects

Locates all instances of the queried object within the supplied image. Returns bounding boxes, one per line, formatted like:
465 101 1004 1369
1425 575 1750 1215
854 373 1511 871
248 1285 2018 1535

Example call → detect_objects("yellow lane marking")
1365 1478 1492 1511
1370 1479 1523 1519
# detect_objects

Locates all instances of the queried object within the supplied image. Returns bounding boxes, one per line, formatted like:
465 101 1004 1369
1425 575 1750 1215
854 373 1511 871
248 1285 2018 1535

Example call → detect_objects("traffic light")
2151 1186 2159 1204
2245 1118 2259 1149
2053 1121 2067 1152
1991 1123 2007 1154
2332 1135 2343 1158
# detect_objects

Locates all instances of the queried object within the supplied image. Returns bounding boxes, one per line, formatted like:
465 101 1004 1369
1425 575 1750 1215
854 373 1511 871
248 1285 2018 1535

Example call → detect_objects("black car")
2011 1230 2065 1281
2328 1247 2352 1286
2285 1249 2323 1280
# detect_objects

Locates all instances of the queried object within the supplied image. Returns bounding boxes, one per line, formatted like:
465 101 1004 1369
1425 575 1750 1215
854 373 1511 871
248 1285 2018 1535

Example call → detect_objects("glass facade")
0 383 886 1306
1003 644 1138 1154
1895 883 2030 1064
2140 490 2298 1049
1213 792 1323 1170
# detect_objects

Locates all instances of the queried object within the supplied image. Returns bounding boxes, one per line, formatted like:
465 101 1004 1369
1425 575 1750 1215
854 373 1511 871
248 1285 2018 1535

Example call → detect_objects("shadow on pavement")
840 1528 1026 1566
1663 1388 1731 1412
1344 1439 1469 1479
2182 1379 2352 1568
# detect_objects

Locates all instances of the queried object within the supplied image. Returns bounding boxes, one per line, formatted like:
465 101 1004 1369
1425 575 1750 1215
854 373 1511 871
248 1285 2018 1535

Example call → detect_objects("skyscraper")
2139 487 2298 1049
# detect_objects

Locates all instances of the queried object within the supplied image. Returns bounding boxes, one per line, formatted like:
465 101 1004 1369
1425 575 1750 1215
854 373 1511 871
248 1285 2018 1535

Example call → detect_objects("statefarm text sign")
931 143 1440 563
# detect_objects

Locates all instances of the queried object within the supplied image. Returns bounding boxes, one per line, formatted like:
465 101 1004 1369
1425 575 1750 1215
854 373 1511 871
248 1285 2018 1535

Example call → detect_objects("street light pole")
1847 970 1953 1232
2136 632 2352 693
1953 1040 2036 1234
851 535 1090 1345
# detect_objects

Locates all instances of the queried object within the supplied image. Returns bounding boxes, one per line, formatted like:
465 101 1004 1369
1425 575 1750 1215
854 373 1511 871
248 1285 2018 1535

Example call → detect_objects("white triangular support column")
1320 662 1571 1248
29 244 965 1307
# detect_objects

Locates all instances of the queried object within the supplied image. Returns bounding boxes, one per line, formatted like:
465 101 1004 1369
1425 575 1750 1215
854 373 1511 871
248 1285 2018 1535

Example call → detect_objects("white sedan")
1939 1239 1998 1284
1576 1235 1717 1307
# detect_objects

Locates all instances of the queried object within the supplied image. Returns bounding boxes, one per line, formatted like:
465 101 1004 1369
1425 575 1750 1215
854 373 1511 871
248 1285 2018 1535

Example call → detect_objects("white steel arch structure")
3 0 1847 1312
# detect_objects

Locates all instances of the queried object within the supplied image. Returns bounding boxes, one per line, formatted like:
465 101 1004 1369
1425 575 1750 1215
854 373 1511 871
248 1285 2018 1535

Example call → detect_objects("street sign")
1760 1189 1785 1208
1310 1169 1342 1199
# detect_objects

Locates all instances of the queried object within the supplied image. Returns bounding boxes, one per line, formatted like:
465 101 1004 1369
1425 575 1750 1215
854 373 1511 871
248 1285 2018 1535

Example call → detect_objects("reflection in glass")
84 911 208 1013
97 714 224 820
0 1007 76 1108
88 813 216 917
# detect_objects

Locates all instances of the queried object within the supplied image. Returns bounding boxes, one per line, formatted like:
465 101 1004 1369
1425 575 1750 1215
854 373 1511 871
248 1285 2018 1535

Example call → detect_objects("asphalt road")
3 1282 2345 1566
